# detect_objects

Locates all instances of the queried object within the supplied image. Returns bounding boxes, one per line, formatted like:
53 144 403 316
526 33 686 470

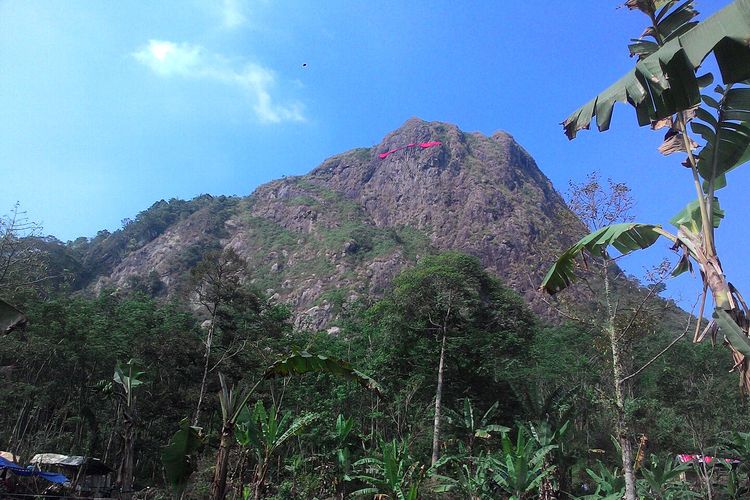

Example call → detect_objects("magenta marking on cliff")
378 141 442 159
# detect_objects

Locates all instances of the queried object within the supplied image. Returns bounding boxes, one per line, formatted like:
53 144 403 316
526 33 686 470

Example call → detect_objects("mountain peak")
84 120 580 328
380 118 463 152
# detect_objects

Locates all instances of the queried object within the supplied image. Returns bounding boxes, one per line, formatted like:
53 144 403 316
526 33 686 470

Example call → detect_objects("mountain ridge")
48 118 589 328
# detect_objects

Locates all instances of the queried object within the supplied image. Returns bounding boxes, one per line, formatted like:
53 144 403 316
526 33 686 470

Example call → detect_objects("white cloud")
220 0 247 29
133 40 202 77
132 40 305 124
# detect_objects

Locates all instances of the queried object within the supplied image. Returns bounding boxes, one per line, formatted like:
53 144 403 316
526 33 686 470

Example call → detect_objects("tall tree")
190 248 284 427
375 252 535 466
113 359 146 500
568 173 641 498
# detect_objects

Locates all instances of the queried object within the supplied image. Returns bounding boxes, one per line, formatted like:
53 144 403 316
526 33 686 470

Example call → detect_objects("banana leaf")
264 351 384 398
564 0 750 139
541 223 671 294
693 88 750 187
670 197 724 232
161 418 203 495
714 308 750 357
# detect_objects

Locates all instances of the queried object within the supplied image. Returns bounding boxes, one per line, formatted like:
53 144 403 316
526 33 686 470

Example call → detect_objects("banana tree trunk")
253 465 268 500
538 457 557 500
211 421 234 500
679 228 750 393
117 409 135 500
431 329 448 467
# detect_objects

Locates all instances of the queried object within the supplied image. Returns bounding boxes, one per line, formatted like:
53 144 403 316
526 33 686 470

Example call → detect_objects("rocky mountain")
61 118 587 329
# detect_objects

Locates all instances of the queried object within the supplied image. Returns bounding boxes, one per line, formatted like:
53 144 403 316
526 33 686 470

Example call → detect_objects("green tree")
374 252 535 466
0 203 65 303
190 248 290 427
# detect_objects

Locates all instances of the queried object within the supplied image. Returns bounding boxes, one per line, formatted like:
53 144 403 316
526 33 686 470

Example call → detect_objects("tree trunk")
678 229 750 393
431 330 448 467
253 458 270 500
611 338 636 500
211 422 234 500
538 457 558 500
602 266 636 500
117 409 135 500
194 316 215 427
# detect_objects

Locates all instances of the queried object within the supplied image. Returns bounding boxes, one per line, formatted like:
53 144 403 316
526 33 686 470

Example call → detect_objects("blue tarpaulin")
0 456 69 484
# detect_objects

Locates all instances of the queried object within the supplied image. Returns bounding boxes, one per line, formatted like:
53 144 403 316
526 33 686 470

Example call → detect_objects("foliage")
264 351 384 397
70 195 239 287
161 418 203 495
562 0 750 139
540 223 670 294
639 453 697 499
580 462 626 500
332 414 356 487
431 452 503 499
235 401 318 498
543 0 750 395
373 251 536 442
444 399 509 454
493 425 557 500
351 439 425 500
113 359 146 408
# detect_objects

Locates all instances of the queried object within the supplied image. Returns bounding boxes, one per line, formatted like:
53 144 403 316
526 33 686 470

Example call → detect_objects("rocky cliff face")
88 118 584 329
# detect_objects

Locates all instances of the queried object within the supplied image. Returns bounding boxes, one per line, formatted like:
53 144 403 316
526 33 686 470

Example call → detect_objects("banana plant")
430 451 503 500
350 439 425 500
639 453 698 499
541 0 750 393
161 418 203 496
235 400 318 500
444 399 509 455
528 420 570 499
207 351 383 500
332 413 356 496
112 359 146 500
493 425 557 500
721 431 750 462
580 462 626 500
717 431 750 498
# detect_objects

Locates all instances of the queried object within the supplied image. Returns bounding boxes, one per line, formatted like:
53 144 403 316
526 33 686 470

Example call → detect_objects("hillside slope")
72 118 585 328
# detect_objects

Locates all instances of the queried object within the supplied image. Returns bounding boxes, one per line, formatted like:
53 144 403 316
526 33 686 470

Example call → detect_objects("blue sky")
0 0 744 308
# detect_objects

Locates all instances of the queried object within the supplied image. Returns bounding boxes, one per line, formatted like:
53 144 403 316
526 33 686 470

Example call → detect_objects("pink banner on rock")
379 141 442 159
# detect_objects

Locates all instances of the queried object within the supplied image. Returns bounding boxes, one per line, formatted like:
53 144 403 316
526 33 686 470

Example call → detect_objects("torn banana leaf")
541 223 672 294
564 0 750 139
265 351 384 398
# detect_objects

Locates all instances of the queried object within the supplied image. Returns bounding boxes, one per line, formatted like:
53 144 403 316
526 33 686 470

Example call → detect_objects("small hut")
30 453 112 497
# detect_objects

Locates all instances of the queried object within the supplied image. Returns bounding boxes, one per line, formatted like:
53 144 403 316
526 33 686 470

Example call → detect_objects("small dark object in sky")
302 63 307 67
